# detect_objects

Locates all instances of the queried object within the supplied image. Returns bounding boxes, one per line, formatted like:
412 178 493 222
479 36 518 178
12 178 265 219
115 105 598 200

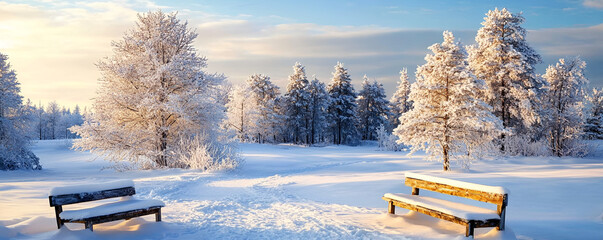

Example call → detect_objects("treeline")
224 8 603 166
29 101 85 140
225 62 400 146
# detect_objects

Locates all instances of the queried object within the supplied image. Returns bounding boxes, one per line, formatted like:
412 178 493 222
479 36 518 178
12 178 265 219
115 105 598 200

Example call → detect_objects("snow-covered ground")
1 140 602 240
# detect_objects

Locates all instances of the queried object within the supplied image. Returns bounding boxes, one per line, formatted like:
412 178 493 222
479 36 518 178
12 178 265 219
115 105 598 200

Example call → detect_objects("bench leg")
465 221 474 238
155 208 162 222
387 201 395 214
84 221 94 231
54 206 64 229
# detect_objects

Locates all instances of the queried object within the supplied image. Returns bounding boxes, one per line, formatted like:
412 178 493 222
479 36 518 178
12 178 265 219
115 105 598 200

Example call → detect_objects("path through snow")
1 140 602 239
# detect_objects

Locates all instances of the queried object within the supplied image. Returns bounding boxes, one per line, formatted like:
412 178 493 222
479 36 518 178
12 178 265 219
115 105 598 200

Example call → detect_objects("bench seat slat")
383 193 500 221
60 199 165 221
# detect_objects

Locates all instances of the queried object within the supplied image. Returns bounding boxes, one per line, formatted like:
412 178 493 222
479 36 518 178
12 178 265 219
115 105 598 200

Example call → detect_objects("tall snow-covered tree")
542 57 589 156
357 75 390 140
225 84 257 141
72 11 235 169
246 73 281 143
389 68 412 130
308 77 330 144
394 31 502 171
45 101 60 139
327 62 359 145
284 62 311 144
585 88 603 140
468 8 542 147
0 53 41 170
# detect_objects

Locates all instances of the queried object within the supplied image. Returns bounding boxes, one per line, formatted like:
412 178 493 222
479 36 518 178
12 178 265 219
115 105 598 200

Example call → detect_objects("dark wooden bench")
382 173 508 238
49 180 164 231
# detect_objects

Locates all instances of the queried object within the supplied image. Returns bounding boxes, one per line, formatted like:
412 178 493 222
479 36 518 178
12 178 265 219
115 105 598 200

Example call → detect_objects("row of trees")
225 62 402 146
394 8 602 170
224 8 603 171
31 102 84 140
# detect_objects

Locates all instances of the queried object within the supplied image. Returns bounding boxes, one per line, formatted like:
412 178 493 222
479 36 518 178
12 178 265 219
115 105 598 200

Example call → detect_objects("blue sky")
1 0 602 108
152 0 603 29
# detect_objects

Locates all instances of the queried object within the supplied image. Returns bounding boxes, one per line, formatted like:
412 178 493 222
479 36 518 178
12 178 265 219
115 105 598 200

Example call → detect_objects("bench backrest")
404 173 508 207
49 186 135 206
49 180 136 206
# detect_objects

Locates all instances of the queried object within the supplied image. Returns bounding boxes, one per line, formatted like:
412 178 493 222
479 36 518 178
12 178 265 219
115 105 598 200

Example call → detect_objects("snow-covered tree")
327 62 360 145
357 75 390 140
0 53 41 170
45 101 60 139
72 11 237 170
542 57 589 156
468 8 542 147
225 84 257 141
389 68 412 129
246 73 281 143
284 62 311 144
585 88 603 140
395 31 502 171
308 77 330 144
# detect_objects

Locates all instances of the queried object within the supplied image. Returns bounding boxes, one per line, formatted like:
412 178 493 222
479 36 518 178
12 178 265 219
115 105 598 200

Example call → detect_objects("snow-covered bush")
500 135 550 157
376 125 403 151
171 132 241 171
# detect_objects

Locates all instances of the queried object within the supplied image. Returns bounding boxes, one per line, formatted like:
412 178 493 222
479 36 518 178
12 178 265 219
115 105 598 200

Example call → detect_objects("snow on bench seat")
60 198 165 220
383 193 500 221
405 172 508 195
50 180 135 196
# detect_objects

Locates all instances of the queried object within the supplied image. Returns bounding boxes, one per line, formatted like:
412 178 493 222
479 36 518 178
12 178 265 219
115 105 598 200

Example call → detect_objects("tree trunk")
442 143 450 171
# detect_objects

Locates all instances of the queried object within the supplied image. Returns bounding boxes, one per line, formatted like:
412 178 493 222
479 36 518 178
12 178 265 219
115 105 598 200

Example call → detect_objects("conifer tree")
389 68 412 129
0 52 41 170
327 62 359 145
468 8 542 148
357 75 390 140
585 88 603 140
284 62 311 144
395 31 502 171
308 77 330 144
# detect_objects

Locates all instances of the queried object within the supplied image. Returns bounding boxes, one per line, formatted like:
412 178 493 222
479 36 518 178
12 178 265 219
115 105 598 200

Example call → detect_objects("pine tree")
0 52 41 170
284 62 311 144
246 74 281 143
327 62 359 145
585 88 603 140
542 57 589 156
357 75 390 140
72 11 233 169
394 31 502 171
468 8 542 148
389 68 412 130
308 77 330 144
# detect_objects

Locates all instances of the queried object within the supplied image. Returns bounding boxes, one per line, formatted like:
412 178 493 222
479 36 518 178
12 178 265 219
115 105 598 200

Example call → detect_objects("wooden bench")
382 173 508 238
49 180 165 231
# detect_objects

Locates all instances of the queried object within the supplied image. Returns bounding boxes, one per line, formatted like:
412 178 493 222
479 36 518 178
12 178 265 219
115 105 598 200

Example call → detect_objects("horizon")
1 0 602 109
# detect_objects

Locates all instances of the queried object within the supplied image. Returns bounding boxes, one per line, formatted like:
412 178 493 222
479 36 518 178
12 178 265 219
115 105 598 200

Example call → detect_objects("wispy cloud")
583 0 603 9
0 0 602 108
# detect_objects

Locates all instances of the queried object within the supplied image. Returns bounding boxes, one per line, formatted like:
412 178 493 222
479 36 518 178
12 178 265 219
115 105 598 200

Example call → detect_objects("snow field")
1 140 603 239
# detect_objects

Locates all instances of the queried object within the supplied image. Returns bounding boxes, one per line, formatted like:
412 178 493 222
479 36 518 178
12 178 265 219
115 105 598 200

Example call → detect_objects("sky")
1 0 602 109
